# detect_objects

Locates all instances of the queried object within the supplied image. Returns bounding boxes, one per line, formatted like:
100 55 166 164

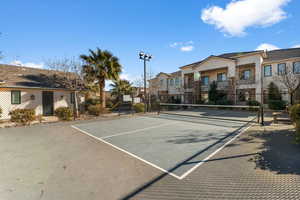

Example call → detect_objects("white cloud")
10 60 44 69
170 42 180 48
256 43 280 51
201 0 290 36
180 45 194 52
292 44 300 48
170 41 195 52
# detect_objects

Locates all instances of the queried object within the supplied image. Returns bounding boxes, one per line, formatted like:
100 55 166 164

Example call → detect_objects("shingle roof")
264 48 300 62
169 70 181 77
180 48 300 69
218 50 261 58
0 64 84 90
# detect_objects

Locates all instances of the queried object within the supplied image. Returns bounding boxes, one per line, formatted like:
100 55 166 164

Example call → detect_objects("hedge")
88 105 109 116
55 107 73 121
133 103 145 113
289 104 300 143
9 109 36 125
268 100 287 110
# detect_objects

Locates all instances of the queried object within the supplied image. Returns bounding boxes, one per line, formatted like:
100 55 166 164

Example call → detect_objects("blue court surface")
72 114 254 179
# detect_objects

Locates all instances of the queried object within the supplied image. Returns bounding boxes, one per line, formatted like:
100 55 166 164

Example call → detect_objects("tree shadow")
166 132 225 144
248 128 300 175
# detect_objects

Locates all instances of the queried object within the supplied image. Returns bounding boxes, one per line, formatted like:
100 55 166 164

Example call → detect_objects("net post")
118 94 121 116
131 93 134 116
158 102 161 115
257 107 260 123
260 105 264 126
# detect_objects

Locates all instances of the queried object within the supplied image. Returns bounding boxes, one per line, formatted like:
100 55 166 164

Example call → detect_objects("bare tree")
44 57 84 117
44 57 83 88
274 63 300 105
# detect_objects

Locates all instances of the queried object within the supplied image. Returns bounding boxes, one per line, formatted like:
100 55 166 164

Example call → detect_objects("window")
277 63 286 75
217 73 227 81
175 77 180 86
241 70 251 80
170 79 174 86
160 79 164 86
293 62 300 74
201 76 209 85
70 92 75 104
264 65 272 77
11 91 21 104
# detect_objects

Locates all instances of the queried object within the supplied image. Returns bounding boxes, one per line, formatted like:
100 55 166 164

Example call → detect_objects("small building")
0 64 85 120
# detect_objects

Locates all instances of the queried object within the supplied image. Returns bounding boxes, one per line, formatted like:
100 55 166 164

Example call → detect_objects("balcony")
201 81 230 91
236 79 256 85
184 82 194 90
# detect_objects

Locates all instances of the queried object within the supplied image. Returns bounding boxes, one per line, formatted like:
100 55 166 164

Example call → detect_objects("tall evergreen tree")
208 81 218 104
268 82 281 101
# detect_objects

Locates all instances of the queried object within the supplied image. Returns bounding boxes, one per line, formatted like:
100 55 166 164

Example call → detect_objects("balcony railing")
201 81 230 91
237 79 255 85
184 83 194 89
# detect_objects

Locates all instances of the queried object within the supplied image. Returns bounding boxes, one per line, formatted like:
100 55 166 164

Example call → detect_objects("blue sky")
1 0 300 83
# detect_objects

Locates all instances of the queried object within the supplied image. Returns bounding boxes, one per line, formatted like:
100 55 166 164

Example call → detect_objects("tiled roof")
0 64 84 90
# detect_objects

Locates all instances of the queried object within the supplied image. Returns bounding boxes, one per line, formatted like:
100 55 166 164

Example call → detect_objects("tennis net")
158 103 261 123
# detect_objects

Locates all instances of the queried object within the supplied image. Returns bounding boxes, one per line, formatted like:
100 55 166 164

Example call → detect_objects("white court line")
101 122 178 139
71 121 253 180
178 124 252 179
71 125 182 180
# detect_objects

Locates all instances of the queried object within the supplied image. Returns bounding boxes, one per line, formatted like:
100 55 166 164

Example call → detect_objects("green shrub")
88 105 101 116
106 99 114 108
85 98 101 109
150 101 160 112
9 109 36 125
247 100 261 106
289 104 300 123
288 104 300 143
268 100 287 110
0 107 2 118
55 107 73 121
216 99 234 105
133 103 145 113
295 121 300 144
88 105 109 116
268 82 282 101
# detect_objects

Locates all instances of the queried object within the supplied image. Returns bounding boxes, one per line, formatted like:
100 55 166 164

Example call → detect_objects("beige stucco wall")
0 89 76 120
157 74 169 91
200 68 228 82
261 58 300 102
194 57 236 77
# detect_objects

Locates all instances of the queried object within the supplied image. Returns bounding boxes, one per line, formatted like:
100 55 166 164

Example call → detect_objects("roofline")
230 51 265 58
180 51 266 70
0 64 80 78
0 86 80 91
262 57 300 65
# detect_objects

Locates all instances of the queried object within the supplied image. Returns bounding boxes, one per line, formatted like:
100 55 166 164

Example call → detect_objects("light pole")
139 51 152 113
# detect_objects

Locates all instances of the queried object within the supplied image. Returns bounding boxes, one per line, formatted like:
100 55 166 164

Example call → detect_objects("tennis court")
72 104 259 179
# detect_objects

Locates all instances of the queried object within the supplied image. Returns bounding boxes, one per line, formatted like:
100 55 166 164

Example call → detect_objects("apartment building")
148 71 183 103
149 48 300 105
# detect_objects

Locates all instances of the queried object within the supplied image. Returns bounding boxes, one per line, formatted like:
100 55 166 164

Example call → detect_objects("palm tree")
110 79 133 101
80 48 122 108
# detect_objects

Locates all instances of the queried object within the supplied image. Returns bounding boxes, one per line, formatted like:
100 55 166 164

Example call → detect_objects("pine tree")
268 82 281 101
208 81 218 104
